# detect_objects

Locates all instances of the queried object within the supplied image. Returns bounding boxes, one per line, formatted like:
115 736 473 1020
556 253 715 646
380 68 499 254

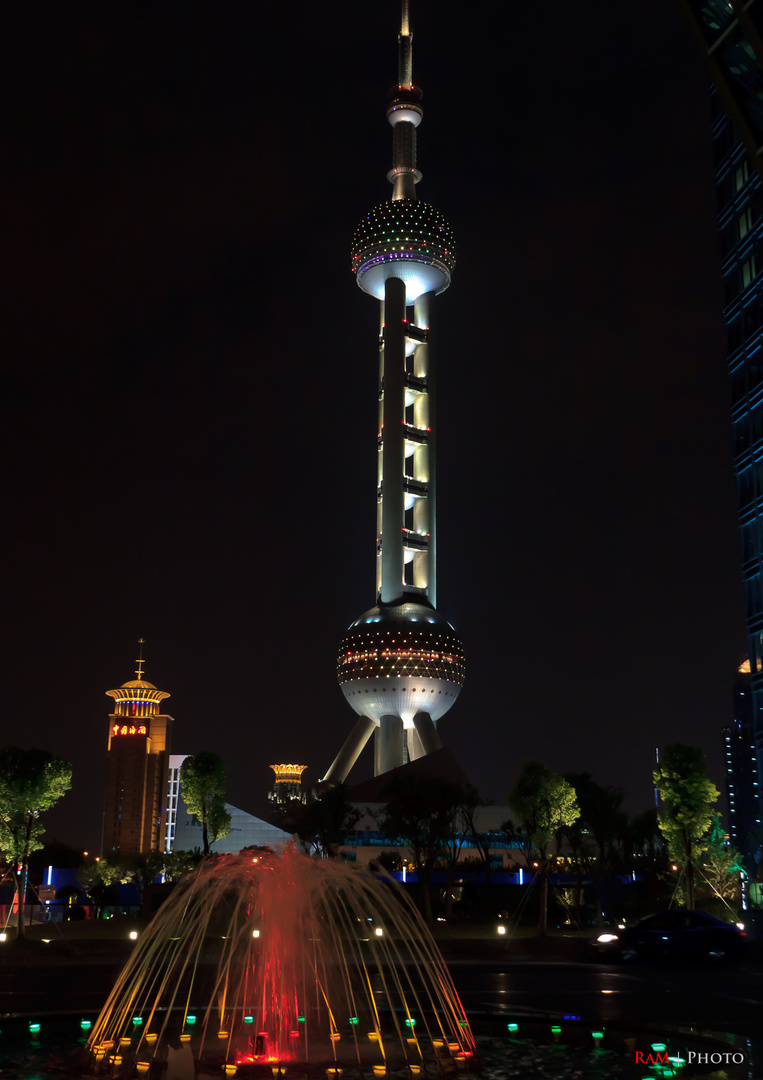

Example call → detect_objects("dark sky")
2 2 745 851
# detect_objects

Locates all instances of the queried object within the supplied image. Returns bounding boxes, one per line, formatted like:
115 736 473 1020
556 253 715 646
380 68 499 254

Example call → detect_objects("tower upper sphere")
352 200 456 302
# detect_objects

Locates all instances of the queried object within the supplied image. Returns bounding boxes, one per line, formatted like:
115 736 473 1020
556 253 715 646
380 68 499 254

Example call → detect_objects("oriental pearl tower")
322 1 465 785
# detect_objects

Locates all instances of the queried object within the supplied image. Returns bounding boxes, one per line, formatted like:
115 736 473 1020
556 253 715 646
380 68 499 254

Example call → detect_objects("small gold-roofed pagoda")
105 637 170 717
269 764 307 806
269 764 308 783
106 679 170 717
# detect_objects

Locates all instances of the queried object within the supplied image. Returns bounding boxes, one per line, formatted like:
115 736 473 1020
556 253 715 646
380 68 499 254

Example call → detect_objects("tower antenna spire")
135 637 146 681
398 0 413 90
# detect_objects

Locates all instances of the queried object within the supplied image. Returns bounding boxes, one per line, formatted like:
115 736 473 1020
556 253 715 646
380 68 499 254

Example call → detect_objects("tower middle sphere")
338 601 465 726
352 200 456 303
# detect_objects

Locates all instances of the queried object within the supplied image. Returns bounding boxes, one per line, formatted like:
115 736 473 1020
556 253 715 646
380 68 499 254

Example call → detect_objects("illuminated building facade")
723 663 759 872
677 1 763 853
163 755 295 853
269 764 307 807
323 2 465 785
102 643 173 856
164 753 187 854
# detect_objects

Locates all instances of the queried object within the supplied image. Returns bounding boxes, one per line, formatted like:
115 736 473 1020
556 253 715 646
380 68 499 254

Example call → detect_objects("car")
594 909 746 962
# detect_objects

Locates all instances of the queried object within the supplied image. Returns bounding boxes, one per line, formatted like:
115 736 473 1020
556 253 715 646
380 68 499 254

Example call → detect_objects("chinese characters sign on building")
112 724 148 737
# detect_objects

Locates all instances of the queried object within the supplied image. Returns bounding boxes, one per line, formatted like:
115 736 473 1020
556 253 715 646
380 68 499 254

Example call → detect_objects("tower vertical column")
380 276 407 604
412 291 435 602
376 301 385 599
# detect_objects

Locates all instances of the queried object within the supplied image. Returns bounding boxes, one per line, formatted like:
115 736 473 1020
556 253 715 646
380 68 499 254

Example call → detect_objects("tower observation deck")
322 1 465 784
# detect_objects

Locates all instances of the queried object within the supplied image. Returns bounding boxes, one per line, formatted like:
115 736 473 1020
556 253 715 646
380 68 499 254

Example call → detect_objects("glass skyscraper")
677 0 763 860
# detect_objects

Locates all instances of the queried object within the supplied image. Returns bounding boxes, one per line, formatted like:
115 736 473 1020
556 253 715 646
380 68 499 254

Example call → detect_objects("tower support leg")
376 714 405 774
406 726 425 762
412 711 442 756
321 716 376 786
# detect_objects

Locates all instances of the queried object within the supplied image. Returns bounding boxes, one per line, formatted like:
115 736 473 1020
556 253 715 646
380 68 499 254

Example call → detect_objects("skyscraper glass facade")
678 0 763 856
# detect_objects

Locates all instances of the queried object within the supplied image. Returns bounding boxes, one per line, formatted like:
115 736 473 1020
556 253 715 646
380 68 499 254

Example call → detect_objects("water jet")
86 847 477 1075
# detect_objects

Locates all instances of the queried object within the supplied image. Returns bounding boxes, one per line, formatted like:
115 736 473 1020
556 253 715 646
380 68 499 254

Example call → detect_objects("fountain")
86 847 477 1076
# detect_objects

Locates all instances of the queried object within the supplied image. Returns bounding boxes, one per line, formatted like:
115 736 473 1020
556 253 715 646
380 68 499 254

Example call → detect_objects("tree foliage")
699 815 744 908
565 772 626 926
77 857 134 917
78 850 197 916
508 761 579 854
379 775 466 922
125 849 198 897
653 743 719 910
457 787 495 880
0 747 73 939
179 751 232 856
293 784 360 858
629 807 663 863
507 760 579 934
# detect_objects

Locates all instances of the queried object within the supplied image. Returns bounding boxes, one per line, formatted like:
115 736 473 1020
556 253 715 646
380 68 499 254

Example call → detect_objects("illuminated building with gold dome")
102 640 173 856
322 1 465 785
268 764 308 807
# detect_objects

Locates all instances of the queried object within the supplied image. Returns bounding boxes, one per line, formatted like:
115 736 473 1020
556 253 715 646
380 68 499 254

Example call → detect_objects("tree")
124 850 197 903
378 775 465 923
565 772 626 926
77 857 133 919
179 752 232 856
0 747 72 939
557 810 594 929
430 783 475 921
507 761 579 935
458 787 495 881
698 815 744 911
653 743 719 911
630 807 663 865
293 784 360 858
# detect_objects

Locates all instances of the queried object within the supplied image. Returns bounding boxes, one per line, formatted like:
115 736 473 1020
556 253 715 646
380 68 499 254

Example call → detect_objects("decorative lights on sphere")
337 601 465 725
351 200 456 302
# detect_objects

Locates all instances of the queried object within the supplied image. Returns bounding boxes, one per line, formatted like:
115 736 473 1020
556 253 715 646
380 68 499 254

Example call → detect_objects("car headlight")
597 933 619 943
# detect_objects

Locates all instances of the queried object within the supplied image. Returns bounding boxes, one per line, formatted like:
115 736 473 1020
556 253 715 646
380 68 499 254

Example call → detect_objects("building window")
742 256 758 290
739 206 754 240
736 159 750 193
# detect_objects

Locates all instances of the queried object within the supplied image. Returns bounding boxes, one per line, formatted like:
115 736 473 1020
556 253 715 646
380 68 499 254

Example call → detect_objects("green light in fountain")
86 847 477 1075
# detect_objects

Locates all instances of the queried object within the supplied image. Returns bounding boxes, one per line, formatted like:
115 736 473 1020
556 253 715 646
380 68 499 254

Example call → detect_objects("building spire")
388 0 422 200
398 0 413 88
135 637 146 681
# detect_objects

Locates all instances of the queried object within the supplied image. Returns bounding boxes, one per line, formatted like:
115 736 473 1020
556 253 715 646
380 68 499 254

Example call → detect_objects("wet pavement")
0 942 761 1078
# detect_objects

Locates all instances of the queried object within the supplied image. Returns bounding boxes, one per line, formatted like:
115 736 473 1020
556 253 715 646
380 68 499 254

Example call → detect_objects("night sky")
2 2 745 852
